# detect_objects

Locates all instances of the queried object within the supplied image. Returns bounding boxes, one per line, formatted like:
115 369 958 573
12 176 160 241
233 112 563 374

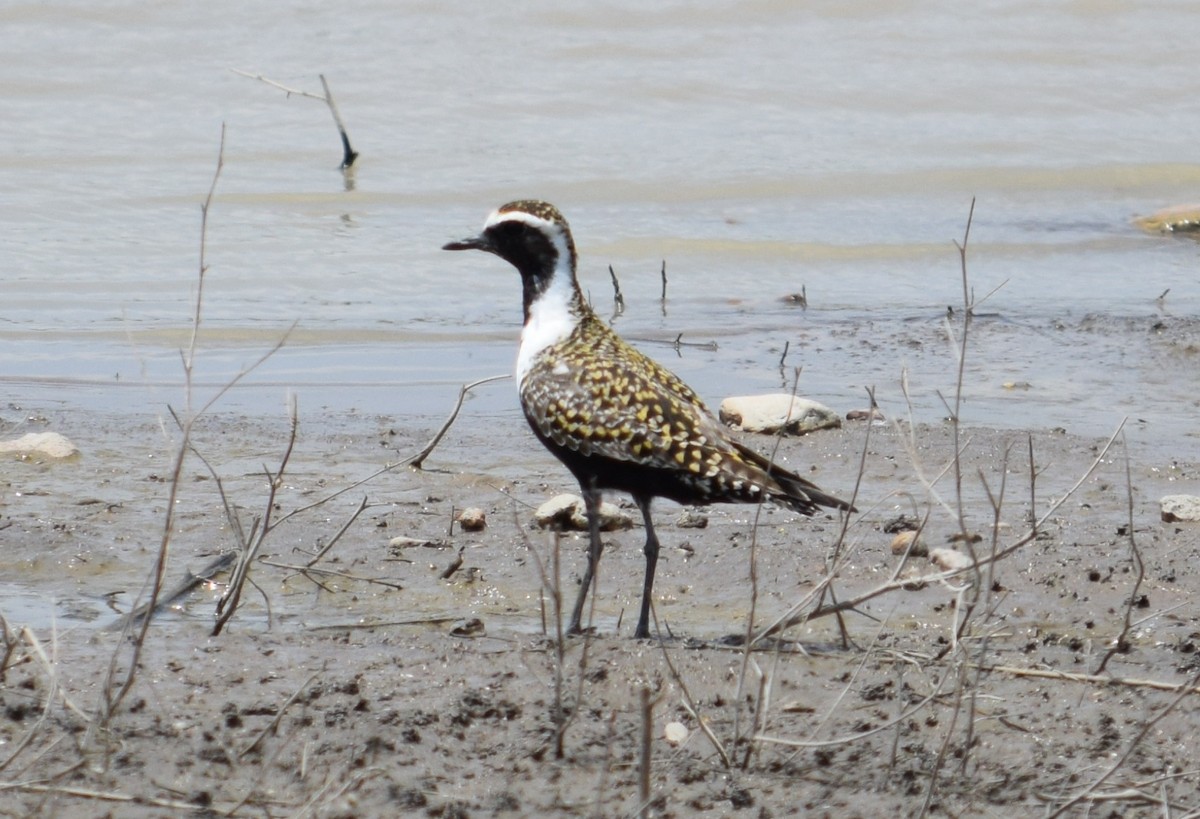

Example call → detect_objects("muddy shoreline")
1 398 1198 817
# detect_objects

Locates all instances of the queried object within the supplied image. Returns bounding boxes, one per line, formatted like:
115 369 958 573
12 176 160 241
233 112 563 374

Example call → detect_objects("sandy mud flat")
1 394 1198 817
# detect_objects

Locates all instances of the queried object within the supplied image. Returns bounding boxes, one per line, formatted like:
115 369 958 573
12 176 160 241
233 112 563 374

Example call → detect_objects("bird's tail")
732 441 856 515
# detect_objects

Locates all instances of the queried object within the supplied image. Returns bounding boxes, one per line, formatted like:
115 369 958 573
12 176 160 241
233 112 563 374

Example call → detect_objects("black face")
443 220 559 283
445 202 577 321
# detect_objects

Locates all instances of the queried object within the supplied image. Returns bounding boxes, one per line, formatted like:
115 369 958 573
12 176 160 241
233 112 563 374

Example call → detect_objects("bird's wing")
519 322 729 470
520 319 855 514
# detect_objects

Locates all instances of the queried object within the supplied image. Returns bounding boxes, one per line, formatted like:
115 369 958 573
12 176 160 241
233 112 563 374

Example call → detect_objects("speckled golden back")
519 310 793 505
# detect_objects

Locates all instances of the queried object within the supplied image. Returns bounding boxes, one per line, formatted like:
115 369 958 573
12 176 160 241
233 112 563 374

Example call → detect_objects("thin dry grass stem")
755 677 949 750
895 373 973 521
1045 667 1200 817
944 198 976 543
804 608 898 746
638 685 654 819
20 628 87 725
953 459 1010 778
919 650 972 815
916 200 1023 816
239 667 324 759
511 505 577 761
0 614 17 682
1094 433 1143 676
211 395 300 636
732 366 798 749
226 725 305 816
0 627 75 776
184 123 226 388
0 782 222 813
651 625 732 768
257 558 403 592
815 383 877 644
742 657 767 769
731 371 872 762
201 373 506 629
305 495 371 569
980 665 1200 694
591 710 619 814
89 128 231 742
292 766 386 819
407 374 509 470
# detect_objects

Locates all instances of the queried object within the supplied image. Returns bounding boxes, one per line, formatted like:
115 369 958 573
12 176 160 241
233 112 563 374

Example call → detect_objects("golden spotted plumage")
519 310 837 511
445 200 853 639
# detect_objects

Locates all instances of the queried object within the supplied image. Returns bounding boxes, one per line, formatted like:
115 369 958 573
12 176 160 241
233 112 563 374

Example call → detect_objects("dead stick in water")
319 74 358 168
232 69 358 169
106 552 236 632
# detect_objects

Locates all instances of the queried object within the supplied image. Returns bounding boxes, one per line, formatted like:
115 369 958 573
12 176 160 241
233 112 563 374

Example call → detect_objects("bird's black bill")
443 235 490 252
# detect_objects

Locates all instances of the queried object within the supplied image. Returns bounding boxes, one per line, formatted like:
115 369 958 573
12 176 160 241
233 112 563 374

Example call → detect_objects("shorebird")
444 200 852 638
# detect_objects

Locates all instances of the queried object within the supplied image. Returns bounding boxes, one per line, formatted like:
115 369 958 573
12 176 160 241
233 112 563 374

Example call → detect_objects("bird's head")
443 200 577 286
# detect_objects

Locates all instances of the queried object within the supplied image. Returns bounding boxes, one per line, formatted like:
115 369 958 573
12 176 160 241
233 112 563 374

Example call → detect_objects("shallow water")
4 1 1200 447
3 4 1200 629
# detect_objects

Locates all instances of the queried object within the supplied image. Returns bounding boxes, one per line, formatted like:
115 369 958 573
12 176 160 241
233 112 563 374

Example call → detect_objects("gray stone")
1161 495 1200 523
890 530 927 557
718 394 841 435
533 493 633 532
929 548 974 572
0 432 79 460
456 507 487 532
1134 204 1200 235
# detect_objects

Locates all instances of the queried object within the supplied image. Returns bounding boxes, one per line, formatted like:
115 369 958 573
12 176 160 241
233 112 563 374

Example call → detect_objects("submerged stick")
608 265 625 315
232 69 359 170
105 552 237 632
319 74 358 169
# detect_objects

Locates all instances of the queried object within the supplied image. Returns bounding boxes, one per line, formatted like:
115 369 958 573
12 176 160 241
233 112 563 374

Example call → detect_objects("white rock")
664 722 689 745
533 493 633 532
718 394 841 435
929 548 974 572
0 432 79 460
1161 495 1200 523
388 535 447 549
456 507 487 532
890 530 927 557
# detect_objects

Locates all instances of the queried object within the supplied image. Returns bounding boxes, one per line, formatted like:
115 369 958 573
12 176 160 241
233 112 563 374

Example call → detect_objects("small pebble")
890 530 927 557
449 618 485 637
533 494 633 532
664 722 689 745
899 567 927 590
929 548 974 572
1160 495 1200 523
456 507 487 532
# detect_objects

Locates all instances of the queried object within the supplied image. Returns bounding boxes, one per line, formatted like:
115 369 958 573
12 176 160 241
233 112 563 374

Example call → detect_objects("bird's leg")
633 496 659 640
567 484 604 635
